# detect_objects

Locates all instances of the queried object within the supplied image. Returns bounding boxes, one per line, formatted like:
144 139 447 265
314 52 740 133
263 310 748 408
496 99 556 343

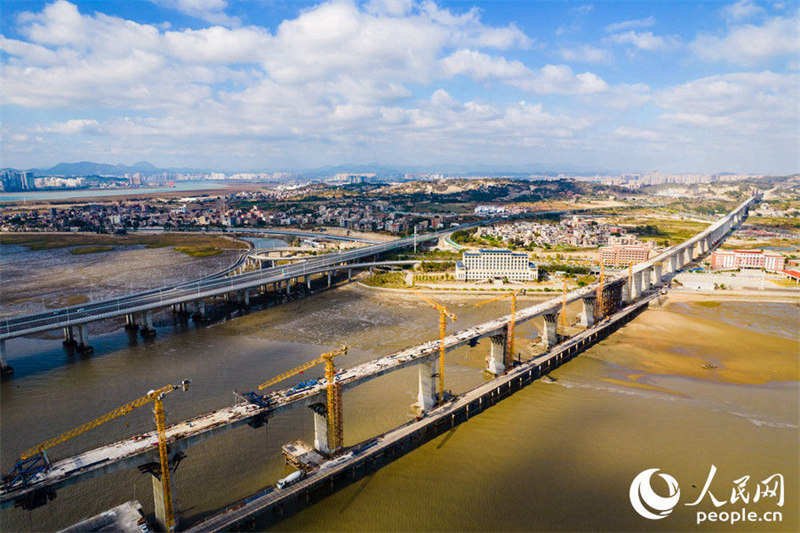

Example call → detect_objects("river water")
0 286 797 532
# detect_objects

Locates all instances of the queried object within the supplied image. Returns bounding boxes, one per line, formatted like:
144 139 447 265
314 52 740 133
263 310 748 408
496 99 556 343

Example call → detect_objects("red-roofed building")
780 270 800 283
710 249 785 271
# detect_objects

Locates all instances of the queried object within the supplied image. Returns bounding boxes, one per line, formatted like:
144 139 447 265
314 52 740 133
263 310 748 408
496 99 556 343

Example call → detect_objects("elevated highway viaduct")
0 209 573 370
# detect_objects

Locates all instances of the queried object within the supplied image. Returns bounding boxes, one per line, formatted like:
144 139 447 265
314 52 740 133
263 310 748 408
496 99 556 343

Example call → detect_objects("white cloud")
656 71 799 139
723 0 764 20
605 16 655 33
614 126 659 141
39 119 105 134
2 0 795 174
152 0 240 27
559 45 611 63
692 14 799 66
440 49 608 94
364 0 414 17
607 30 676 50
440 49 529 80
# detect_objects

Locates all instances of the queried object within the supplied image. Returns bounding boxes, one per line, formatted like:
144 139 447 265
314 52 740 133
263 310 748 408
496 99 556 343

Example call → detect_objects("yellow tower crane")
259 346 348 455
6 380 191 532
415 292 456 405
474 289 521 369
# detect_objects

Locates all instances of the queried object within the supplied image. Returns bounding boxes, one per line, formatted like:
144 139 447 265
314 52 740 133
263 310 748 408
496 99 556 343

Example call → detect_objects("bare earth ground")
0 244 241 317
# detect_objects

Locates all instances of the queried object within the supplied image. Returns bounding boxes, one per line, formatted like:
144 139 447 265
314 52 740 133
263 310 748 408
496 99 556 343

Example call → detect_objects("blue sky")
1 0 798 174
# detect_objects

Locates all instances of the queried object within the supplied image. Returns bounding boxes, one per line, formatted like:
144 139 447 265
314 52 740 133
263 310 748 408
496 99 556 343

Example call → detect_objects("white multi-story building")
455 249 538 282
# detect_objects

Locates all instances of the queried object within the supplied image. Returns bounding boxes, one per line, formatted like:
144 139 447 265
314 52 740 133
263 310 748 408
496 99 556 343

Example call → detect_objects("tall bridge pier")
487 334 507 375
541 313 558 348
580 295 596 327
416 359 437 411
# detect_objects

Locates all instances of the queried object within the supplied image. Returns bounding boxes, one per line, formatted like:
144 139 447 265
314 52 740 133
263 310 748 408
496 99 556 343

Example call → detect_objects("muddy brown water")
0 285 797 532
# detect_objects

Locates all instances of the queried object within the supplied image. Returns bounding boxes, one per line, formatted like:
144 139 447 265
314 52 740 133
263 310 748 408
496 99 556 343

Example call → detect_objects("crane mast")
475 290 521 369
4 380 190 532
415 292 456 405
258 346 348 455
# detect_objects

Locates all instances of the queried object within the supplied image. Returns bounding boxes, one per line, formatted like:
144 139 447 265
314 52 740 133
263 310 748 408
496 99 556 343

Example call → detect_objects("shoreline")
356 281 800 302
667 288 800 303
355 281 558 297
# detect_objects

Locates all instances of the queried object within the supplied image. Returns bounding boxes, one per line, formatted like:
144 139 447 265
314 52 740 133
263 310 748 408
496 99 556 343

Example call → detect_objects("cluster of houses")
478 215 642 249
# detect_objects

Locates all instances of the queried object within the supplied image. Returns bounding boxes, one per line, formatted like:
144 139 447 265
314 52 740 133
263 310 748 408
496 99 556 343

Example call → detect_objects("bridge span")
0 197 758 529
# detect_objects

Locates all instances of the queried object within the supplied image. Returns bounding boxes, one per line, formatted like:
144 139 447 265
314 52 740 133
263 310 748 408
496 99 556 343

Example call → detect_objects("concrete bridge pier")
580 296 596 327
63 326 77 347
327 271 332 288
668 255 677 275
306 276 311 290
140 310 156 337
622 280 631 303
286 279 292 295
348 269 352 281
487 334 506 375
151 467 179 532
416 360 437 412
310 404 330 456
652 263 662 285
541 313 558 349
631 271 642 299
76 324 93 353
0 339 11 374
641 267 652 292
193 299 206 320
124 313 139 331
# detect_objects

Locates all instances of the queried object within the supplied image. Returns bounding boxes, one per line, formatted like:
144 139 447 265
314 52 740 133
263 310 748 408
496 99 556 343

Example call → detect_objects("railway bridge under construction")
0 197 757 531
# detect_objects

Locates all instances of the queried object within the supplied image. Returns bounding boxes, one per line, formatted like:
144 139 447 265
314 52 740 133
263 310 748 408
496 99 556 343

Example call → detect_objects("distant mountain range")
29 160 184 177
5 160 615 179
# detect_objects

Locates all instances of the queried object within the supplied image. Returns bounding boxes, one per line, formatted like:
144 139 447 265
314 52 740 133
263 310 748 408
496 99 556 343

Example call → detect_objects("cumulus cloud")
559 45 611 63
152 0 240 26
2 0 795 173
614 126 659 141
606 30 677 50
605 16 655 33
39 119 105 134
656 71 799 141
692 14 799 66
722 0 764 20
440 49 608 94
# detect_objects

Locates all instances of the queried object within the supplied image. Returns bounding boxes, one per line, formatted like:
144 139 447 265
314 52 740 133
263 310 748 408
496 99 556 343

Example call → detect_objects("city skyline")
1 0 798 174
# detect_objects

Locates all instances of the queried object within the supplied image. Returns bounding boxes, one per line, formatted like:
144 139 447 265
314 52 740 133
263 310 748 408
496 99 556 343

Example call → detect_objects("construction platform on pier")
59 500 151 533
282 440 326 471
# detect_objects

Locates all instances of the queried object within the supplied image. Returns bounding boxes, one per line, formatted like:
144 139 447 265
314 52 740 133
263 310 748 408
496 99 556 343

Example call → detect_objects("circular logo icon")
630 468 681 520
